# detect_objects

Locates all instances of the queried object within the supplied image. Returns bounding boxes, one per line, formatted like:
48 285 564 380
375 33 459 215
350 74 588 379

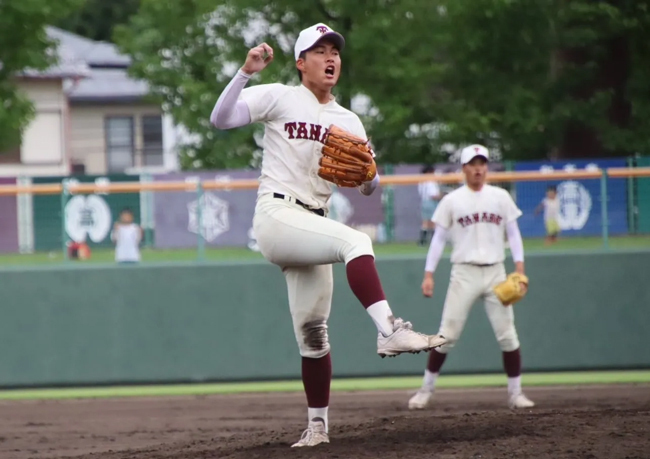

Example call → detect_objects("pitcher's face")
297 40 341 89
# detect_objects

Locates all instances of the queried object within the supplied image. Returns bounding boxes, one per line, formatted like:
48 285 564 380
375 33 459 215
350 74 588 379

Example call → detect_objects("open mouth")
325 66 335 76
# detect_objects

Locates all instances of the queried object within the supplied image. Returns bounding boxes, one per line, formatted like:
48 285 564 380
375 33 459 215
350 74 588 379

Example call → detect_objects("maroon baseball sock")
302 353 332 408
346 255 396 336
427 349 448 373
345 255 386 308
502 348 521 377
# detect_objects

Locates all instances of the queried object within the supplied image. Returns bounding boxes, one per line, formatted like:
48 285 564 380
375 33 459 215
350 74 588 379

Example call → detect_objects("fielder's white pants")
253 193 374 359
436 263 520 353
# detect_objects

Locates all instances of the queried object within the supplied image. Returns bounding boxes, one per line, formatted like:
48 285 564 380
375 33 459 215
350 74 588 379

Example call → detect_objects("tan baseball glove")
319 125 377 187
493 272 529 306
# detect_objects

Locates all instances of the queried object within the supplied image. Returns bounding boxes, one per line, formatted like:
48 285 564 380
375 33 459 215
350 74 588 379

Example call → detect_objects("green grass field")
1 235 649 267
1 370 648 401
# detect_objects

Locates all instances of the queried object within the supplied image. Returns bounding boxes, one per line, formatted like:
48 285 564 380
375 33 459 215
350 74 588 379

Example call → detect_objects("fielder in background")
535 185 560 245
408 144 535 411
417 165 442 246
111 207 143 264
210 22 445 448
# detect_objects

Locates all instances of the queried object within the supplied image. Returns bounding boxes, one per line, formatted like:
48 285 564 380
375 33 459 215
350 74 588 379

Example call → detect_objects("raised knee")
298 319 331 358
357 232 373 249
344 232 374 262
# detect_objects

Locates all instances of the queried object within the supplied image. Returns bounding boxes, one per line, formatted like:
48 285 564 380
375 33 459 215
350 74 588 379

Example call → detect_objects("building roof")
38 26 150 102
45 27 131 68
17 28 91 79
67 68 150 103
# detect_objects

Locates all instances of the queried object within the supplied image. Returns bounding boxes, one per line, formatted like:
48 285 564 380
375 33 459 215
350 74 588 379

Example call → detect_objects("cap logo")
474 147 480 153
316 26 328 34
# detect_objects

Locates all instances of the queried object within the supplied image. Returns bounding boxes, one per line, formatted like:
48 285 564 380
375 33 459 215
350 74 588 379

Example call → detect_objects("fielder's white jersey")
240 83 366 209
542 197 560 221
432 184 522 265
418 181 441 203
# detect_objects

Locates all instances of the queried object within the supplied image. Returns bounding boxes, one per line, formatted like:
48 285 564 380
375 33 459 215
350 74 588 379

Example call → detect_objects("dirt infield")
1 384 648 459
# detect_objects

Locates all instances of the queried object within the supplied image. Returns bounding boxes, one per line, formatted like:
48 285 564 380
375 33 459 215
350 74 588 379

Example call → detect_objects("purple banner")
392 163 505 243
326 170 385 242
153 170 258 248
153 169 386 248
0 177 19 253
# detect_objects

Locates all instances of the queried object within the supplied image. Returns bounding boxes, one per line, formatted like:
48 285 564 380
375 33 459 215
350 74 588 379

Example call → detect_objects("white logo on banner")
65 195 112 243
557 180 592 230
187 192 230 242
328 191 354 223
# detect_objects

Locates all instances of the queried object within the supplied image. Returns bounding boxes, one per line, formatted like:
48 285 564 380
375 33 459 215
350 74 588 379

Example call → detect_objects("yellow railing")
0 167 647 195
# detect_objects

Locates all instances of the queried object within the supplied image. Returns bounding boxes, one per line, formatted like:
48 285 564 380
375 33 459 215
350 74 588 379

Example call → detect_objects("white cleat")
508 393 535 409
408 389 434 410
377 318 446 358
291 418 330 448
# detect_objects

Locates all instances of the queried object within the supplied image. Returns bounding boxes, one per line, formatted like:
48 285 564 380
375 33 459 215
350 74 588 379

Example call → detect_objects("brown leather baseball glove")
319 125 377 187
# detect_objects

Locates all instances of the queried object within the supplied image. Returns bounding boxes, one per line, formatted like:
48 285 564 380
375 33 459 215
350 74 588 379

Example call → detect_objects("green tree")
115 0 446 169
54 0 140 42
0 0 84 153
419 0 650 160
116 0 650 169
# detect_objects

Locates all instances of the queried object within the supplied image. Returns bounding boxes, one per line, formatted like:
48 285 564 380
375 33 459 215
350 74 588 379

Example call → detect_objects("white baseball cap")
460 144 490 165
294 23 345 61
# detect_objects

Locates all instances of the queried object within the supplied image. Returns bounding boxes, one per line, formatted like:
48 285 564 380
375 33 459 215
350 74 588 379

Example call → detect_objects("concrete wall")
0 251 648 387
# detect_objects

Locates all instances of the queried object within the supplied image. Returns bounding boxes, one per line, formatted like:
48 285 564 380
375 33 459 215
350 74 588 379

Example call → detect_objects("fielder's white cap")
460 144 490 165
294 23 345 61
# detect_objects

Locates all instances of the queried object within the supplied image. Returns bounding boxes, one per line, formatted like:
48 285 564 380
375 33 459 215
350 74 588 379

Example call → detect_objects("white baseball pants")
436 263 520 353
252 192 374 358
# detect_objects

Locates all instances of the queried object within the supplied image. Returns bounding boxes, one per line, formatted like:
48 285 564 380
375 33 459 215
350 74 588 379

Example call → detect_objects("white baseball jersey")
418 181 441 203
432 184 522 265
542 197 560 221
112 223 141 262
240 84 366 209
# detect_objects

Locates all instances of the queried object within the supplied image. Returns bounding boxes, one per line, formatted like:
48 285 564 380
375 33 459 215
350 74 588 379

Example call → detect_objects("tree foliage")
54 0 140 43
115 0 650 169
0 0 84 152
431 0 650 160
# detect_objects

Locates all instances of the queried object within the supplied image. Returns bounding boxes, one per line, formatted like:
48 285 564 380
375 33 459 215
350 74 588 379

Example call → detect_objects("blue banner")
392 162 506 242
514 158 628 237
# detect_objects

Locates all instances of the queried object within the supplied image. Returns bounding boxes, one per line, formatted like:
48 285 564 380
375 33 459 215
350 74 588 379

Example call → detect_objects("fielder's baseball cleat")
377 318 446 358
408 389 434 410
508 393 535 409
291 417 330 448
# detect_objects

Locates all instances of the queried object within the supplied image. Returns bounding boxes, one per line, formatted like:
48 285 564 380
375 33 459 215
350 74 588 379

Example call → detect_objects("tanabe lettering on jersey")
284 122 330 143
457 212 503 228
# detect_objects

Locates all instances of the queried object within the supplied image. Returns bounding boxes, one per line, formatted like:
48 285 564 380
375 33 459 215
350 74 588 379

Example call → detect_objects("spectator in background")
535 185 560 245
417 165 442 246
111 207 143 264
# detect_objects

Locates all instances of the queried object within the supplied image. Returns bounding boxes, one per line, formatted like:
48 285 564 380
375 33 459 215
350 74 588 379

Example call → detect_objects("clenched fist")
241 43 274 75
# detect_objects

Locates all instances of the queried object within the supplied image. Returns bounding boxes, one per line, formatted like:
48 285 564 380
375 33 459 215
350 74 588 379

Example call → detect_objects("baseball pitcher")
408 145 535 411
210 23 446 447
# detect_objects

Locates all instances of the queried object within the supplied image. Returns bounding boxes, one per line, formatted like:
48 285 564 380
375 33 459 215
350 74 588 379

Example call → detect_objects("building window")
105 116 134 173
106 116 134 172
142 115 163 167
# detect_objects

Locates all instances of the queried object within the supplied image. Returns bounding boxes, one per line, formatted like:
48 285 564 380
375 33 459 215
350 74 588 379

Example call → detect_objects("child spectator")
535 185 560 245
111 208 143 263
